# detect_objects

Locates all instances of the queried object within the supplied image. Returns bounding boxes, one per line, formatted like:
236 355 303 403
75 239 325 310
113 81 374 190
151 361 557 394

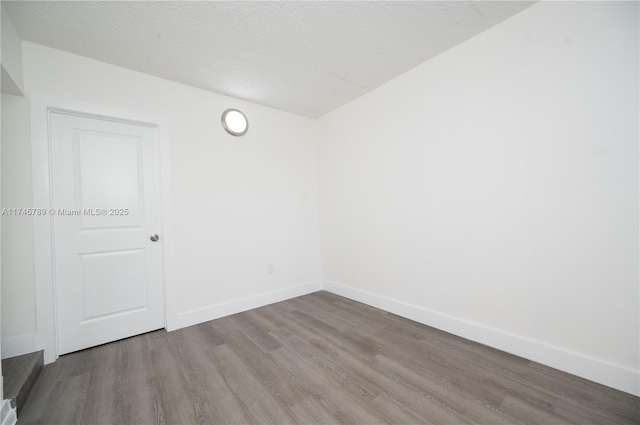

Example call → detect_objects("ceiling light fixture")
221 108 249 136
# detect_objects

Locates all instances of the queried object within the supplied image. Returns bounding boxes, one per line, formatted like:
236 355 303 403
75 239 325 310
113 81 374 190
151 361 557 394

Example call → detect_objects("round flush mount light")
221 108 249 136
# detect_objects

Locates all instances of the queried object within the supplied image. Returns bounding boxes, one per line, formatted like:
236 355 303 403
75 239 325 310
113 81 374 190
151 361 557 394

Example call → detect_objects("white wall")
1 0 638 397
1 93 35 355
1 5 23 96
1 42 321 346
0 13 15 424
318 1 639 395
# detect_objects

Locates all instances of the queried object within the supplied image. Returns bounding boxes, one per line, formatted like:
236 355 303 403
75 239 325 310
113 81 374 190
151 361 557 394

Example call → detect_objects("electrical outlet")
267 263 275 274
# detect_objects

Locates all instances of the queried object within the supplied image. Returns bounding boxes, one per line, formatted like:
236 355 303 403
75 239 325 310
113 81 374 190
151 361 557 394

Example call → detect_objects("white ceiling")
4 1 535 118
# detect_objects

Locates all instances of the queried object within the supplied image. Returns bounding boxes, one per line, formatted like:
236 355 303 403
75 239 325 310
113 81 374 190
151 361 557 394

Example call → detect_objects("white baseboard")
1 334 38 360
0 398 16 425
177 280 323 330
323 279 640 396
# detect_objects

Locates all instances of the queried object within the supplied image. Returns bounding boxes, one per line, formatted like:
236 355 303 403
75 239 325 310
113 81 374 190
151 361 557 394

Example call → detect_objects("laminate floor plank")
208 343 295 425
526 362 639 423
379 316 562 406
371 353 523 425
268 345 381 424
382 310 637 423
269 326 382 404
45 373 91 425
140 333 169 425
407 323 637 424
287 309 380 360
187 327 256 424
19 291 640 424
228 311 283 353
290 296 386 336
553 398 633 425
164 328 227 425
411 333 562 412
270 316 467 425
146 330 197 425
287 397 347 425
215 318 306 409
119 336 162 425
83 342 125 425
499 395 574 425
373 325 557 412
269 308 474 423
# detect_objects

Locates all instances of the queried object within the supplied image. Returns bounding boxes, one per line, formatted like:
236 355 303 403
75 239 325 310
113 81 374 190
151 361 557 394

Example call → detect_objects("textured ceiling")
4 1 535 118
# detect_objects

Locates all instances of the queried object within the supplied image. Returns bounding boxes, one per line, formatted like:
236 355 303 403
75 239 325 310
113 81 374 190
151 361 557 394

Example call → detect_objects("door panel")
80 249 147 321
75 130 143 229
50 111 164 355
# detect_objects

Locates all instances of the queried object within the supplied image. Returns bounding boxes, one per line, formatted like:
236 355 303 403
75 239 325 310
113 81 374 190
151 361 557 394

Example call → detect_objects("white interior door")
50 111 165 355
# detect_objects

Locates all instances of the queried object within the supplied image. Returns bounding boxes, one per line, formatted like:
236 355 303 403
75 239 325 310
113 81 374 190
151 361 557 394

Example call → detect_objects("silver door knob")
150 234 160 242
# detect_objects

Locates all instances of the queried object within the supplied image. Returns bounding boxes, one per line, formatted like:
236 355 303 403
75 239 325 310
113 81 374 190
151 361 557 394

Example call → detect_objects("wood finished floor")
20 291 639 425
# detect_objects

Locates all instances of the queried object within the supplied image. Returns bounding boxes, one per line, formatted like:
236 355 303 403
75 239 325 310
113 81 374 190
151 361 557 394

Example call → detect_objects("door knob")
150 234 160 242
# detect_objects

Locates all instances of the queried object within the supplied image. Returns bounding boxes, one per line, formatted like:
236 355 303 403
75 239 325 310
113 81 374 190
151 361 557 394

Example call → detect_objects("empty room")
0 1 638 424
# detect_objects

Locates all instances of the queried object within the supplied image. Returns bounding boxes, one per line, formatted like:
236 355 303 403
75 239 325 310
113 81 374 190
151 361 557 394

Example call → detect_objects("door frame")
31 95 178 364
